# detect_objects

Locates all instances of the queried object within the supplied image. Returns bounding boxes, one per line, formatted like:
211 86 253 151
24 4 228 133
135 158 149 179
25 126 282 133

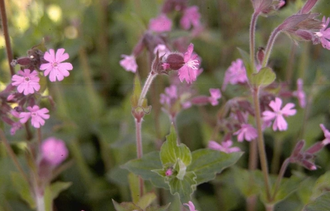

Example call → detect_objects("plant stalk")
262 27 281 67
138 71 157 107
250 12 260 73
272 158 290 200
253 87 272 201
0 0 15 76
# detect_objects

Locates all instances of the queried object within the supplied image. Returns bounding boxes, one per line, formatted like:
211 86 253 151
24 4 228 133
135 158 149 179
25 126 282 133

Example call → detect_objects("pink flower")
11 69 40 95
149 14 172 33
209 88 221 106
222 59 248 90
320 124 330 145
41 137 68 166
315 16 330 50
120 54 138 73
183 201 198 211
208 140 240 154
160 85 177 105
178 43 200 84
19 105 50 128
234 124 258 142
293 78 306 108
165 168 173 176
262 98 296 131
180 6 201 30
40 48 73 82
153 44 169 57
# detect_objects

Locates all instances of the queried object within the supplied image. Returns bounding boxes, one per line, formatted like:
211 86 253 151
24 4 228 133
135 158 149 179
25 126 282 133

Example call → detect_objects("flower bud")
41 137 68 166
257 47 265 65
163 53 185 70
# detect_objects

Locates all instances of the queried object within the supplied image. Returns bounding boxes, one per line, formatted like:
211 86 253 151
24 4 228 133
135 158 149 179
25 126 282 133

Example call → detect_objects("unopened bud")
291 140 305 158
257 47 265 65
165 168 173 176
164 53 185 70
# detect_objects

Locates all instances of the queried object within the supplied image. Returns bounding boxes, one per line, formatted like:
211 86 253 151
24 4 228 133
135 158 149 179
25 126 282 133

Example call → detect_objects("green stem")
0 0 15 76
272 158 290 200
253 87 272 201
262 27 281 68
250 12 260 73
271 137 283 174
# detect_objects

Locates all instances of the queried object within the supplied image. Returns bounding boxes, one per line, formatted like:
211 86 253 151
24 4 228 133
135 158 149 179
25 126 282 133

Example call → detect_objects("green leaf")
311 171 330 200
50 181 72 200
122 151 168 189
273 175 305 204
168 171 197 203
233 167 263 197
146 203 171 211
238 48 253 81
303 192 330 211
188 149 243 185
137 192 157 209
131 74 142 108
10 172 35 209
128 173 140 204
160 125 192 167
112 199 142 211
252 67 276 87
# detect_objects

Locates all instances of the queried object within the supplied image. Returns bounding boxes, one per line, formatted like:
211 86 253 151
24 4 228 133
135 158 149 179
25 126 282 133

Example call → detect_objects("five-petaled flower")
19 105 50 128
178 43 200 84
222 59 248 90
120 54 138 73
262 97 296 131
40 48 73 82
208 140 240 154
234 124 258 142
183 201 198 211
315 16 330 50
41 137 68 166
11 69 40 95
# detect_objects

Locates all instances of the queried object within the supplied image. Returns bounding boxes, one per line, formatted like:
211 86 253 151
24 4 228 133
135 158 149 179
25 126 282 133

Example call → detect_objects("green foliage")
303 193 330 211
10 172 35 209
238 48 253 81
252 67 276 87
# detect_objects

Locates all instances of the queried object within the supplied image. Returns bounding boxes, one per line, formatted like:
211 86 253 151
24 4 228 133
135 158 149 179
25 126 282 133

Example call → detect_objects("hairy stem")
250 12 260 73
272 158 290 200
0 0 15 76
262 27 281 68
135 118 144 197
253 87 272 201
138 71 157 107
271 137 283 174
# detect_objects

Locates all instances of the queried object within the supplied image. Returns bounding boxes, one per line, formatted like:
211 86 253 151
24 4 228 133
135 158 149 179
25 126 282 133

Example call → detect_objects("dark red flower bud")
164 53 185 70
257 47 265 65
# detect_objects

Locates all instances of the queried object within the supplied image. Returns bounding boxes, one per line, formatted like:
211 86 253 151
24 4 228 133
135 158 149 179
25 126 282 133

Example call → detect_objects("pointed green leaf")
303 192 330 211
50 181 72 200
128 173 140 204
238 48 253 81
160 125 192 167
122 151 168 189
273 175 305 204
233 167 263 197
137 192 157 209
10 172 35 209
168 171 197 203
311 171 330 200
252 67 276 87
112 199 142 211
131 74 142 108
146 203 171 211
188 149 243 185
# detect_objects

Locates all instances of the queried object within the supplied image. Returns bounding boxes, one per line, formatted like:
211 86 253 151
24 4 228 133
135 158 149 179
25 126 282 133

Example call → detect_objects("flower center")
24 77 30 82
52 62 58 68
186 59 199 70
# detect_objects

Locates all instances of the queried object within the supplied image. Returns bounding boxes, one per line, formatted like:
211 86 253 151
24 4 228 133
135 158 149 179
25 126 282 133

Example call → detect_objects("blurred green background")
1 0 330 210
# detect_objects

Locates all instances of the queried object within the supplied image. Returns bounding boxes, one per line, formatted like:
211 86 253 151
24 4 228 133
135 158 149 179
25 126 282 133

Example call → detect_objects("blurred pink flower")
120 54 138 73
208 140 240 154
41 137 68 166
19 105 50 128
234 124 258 142
11 69 40 95
262 97 296 131
315 16 330 50
183 201 198 211
180 6 201 30
293 78 306 108
178 43 200 84
320 124 330 145
153 44 169 57
40 48 73 82
160 85 177 105
149 14 172 33
222 59 248 90
208 88 221 106
165 168 173 176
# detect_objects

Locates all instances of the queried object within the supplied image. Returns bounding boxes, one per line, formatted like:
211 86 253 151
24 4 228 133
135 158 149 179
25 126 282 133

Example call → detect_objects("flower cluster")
0 47 73 134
